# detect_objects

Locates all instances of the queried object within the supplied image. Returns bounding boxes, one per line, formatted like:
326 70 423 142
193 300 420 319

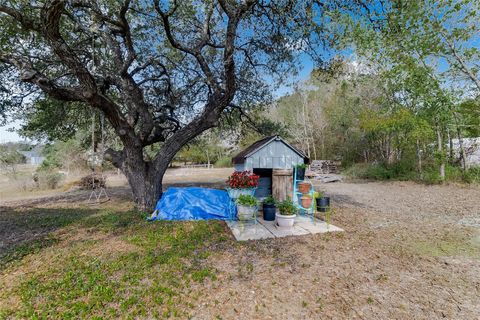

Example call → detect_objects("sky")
0 120 24 143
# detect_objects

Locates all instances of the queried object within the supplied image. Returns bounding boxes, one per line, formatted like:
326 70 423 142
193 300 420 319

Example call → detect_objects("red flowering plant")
227 170 260 189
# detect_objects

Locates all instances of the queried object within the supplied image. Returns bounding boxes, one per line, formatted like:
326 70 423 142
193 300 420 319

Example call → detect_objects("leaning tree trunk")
109 142 171 211
116 113 219 211
124 163 164 211
119 147 161 211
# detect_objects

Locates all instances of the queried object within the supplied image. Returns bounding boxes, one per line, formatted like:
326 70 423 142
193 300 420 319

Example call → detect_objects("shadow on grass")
0 182 227 269
2 219 231 319
0 203 154 269
0 206 100 268
1 185 134 208
163 181 226 190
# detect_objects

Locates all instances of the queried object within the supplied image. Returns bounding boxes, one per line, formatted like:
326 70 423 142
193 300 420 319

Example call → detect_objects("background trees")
342 0 480 181
1 0 479 202
0 142 26 179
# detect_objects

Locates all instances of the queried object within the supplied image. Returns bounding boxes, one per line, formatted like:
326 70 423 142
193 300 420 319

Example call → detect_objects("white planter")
237 204 257 221
276 212 297 228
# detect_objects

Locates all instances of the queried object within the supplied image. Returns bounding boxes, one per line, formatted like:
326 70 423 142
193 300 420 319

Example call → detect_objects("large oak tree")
0 0 359 209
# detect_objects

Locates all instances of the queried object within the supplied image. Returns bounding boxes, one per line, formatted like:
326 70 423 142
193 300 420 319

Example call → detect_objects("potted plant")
300 194 313 209
276 199 297 228
294 163 307 180
226 171 260 200
236 194 258 221
262 195 276 221
297 181 311 194
315 191 330 212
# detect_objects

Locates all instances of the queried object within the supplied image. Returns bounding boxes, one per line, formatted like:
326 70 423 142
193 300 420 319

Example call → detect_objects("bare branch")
0 53 84 102
0 5 40 30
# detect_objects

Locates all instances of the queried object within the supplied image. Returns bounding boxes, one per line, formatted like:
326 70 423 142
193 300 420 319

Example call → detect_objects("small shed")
232 135 309 200
18 150 45 165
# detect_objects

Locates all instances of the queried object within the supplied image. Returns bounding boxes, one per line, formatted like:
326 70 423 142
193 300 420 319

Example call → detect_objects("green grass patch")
411 235 480 258
0 207 230 319
79 208 145 232
0 207 98 268
0 236 59 269
214 156 232 168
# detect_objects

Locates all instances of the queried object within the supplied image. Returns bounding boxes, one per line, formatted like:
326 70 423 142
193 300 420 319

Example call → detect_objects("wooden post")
272 169 293 202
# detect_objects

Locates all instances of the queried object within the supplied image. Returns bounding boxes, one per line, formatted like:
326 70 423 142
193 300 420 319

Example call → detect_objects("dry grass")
1 169 479 319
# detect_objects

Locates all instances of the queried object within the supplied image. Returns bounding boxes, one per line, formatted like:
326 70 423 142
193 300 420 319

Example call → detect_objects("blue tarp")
149 187 236 221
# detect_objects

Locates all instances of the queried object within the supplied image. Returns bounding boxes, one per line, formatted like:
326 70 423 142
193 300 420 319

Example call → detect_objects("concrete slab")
226 215 344 241
260 218 310 237
226 220 274 241
296 220 343 233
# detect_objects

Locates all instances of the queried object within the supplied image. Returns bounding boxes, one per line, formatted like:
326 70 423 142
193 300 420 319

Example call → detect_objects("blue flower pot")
263 204 276 221
316 197 330 212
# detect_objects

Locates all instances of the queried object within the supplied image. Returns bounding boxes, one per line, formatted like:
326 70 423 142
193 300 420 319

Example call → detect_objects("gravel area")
318 180 480 226
189 180 480 319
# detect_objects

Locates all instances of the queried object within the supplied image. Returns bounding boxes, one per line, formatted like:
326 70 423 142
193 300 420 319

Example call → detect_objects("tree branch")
0 53 84 102
0 5 40 30
439 30 480 92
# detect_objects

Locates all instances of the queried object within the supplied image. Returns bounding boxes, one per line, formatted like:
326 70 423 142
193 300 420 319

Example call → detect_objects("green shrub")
263 195 276 205
277 199 297 215
345 159 421 181
313 191 323 198
364 164 392 180
421 166 443 184
445 165 464 182
464 166 480 183
344 162 416 180
33 170 65 189
422 164 468 184
236 194 257 207
342 163 369 179
345 161 480 184
46 172 63 189
214 157 232 168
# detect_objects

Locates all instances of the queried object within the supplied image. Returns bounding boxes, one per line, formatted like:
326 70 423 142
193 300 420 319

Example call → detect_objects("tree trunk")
447 129 453 163
115 112 218 211
437 128 445 181
453 113 467 172
206 149 210 168
416 139 423 178
122 154 177 211
124 165 163 211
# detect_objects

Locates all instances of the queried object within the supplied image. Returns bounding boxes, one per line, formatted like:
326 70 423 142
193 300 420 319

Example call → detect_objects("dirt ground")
1 169 480 319
190 180 480 319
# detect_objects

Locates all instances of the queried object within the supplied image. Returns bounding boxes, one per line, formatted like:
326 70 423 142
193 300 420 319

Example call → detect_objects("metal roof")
232 135 309 164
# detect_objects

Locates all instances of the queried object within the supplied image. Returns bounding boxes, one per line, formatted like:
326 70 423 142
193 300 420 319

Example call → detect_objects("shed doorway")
253 168 272 198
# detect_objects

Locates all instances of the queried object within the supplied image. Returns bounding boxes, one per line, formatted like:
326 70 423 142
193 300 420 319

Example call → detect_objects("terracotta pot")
298 182 311 194
300 196 313 209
